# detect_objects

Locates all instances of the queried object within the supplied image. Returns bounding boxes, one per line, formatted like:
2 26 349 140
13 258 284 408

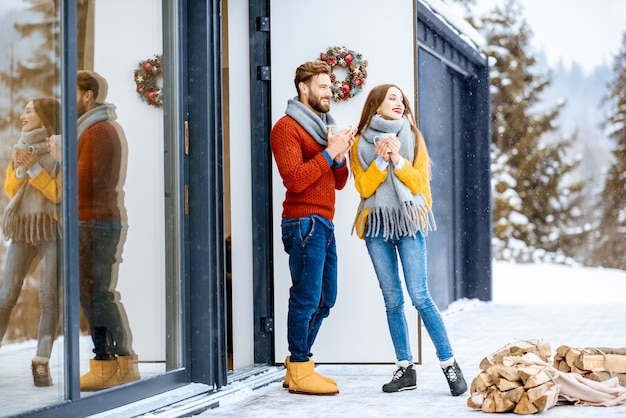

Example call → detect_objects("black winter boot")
442 360 467 396
382 363 417 393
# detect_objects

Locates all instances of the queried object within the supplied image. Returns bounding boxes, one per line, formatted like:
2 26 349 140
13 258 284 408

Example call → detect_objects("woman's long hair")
355 83 427 167
32 97 62 137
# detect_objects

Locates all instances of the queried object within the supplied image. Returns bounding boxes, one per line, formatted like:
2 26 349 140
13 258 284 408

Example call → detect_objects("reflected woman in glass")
0 98 62 387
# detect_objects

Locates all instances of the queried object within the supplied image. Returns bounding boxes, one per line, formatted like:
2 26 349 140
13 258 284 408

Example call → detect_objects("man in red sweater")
270 61 353 395
75 71 139 391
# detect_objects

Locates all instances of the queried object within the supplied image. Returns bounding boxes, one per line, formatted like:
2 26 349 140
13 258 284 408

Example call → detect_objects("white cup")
50 134 62 144
328 125 348 135
13 144 34 154
374 133 395 153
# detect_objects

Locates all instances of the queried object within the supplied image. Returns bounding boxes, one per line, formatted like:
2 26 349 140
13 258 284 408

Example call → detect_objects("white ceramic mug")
13 143 35 154
328 125 348 135
374 133 395 153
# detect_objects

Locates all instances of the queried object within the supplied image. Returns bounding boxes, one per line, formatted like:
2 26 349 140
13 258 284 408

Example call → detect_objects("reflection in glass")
0 98 62 386
0 0 65 416
76 0 174 395
75 70 139 391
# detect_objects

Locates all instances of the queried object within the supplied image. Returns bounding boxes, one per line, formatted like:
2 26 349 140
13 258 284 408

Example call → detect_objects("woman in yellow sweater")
0 98 61 387
350 84 467 396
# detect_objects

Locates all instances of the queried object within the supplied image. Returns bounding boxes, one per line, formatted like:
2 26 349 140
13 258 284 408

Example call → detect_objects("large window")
0 1 183 415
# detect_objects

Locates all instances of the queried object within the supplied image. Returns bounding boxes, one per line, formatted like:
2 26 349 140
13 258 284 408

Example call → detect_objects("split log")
497 377 523 392
493 388 516 413
526 381 559 412
503 386 525 404
481 387 496 413
513 392 538 415
586 371 626 387
565 347 581 368
470 371 494 394
518 366 555 389
467 393 483 410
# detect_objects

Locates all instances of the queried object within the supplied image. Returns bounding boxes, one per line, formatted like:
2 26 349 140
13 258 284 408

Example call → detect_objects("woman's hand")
375 136 392 162
13 147 37 171
386 136 402 166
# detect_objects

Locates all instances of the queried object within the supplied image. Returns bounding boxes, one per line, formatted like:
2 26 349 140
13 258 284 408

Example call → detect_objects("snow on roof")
419 0 486 53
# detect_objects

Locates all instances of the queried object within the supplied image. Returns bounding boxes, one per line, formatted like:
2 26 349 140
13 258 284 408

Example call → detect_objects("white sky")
474 0 626 74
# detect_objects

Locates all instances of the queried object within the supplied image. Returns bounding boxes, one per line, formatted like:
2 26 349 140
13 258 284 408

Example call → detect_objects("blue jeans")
365 233 453 362
281 216 338 362
0 239 58 358
79 221 134 357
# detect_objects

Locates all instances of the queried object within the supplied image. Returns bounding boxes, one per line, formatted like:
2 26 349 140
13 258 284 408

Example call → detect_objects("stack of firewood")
467 340 560 414
553 345 626 387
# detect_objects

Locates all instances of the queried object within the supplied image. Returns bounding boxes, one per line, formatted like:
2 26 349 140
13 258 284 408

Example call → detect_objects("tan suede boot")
117 355 141 384
283 356 337 388
288 360 339 395
31 356 53 387
80 358 120 391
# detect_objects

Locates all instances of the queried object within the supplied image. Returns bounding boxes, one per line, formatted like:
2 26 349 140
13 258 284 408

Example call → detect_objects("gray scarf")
354 115 436 239
2 127 59 244
284 97 337 146
78 102 117 139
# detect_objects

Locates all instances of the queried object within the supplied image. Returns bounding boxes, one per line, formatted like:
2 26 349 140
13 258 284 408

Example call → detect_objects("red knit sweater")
270 115 349 221
78 121 123 221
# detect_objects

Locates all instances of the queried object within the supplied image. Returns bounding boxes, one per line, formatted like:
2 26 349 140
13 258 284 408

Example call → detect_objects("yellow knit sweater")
350 130 433 239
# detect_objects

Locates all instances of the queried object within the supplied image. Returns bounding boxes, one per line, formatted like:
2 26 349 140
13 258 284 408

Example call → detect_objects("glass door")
0 0 184 414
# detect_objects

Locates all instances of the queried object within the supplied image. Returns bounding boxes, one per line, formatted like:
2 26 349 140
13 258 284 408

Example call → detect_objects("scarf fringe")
354 200 436 240
2 212 58 245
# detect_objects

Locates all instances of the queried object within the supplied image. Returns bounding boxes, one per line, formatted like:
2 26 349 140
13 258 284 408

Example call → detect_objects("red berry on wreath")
345 54 353 64
144 63 152 71
148 92 156 99
342 84 350 93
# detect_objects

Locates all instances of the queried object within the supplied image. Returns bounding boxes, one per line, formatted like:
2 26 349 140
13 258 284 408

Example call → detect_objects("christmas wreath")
133 55 163 108
319 46 368 102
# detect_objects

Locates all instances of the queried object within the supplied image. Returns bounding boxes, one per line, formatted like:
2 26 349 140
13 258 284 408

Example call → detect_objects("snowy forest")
452 0 626 270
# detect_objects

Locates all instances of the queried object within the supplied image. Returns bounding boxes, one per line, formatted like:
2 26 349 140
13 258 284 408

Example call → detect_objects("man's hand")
326 126 355 164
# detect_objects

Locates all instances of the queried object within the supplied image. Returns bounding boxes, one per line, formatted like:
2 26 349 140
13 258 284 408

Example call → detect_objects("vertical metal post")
60 0 80 401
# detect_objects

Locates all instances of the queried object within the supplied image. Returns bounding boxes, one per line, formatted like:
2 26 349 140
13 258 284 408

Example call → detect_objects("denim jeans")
365 232 453 362
281 216 338 362
79 221 134 357
0 240 58 358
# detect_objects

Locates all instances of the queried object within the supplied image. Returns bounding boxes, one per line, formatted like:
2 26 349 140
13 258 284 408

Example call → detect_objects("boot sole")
288 389 339 395
382 384 417 393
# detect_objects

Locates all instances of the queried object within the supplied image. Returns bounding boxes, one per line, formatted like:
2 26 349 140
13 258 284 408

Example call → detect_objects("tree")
475 0 588 262
594 31 626 270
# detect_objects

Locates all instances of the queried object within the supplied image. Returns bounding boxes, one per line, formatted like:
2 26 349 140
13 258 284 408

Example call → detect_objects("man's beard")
308 92 330 114
77 101 87 118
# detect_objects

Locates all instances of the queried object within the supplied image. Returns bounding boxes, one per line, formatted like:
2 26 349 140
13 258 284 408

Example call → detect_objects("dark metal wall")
416 2 492 308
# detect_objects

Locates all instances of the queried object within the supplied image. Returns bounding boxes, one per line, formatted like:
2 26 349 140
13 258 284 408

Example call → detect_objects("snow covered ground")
190 261 626 418
2 261 626 417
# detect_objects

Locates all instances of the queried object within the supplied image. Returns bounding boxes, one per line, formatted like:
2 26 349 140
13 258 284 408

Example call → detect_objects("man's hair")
294 60 331 96
77 70 100 98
